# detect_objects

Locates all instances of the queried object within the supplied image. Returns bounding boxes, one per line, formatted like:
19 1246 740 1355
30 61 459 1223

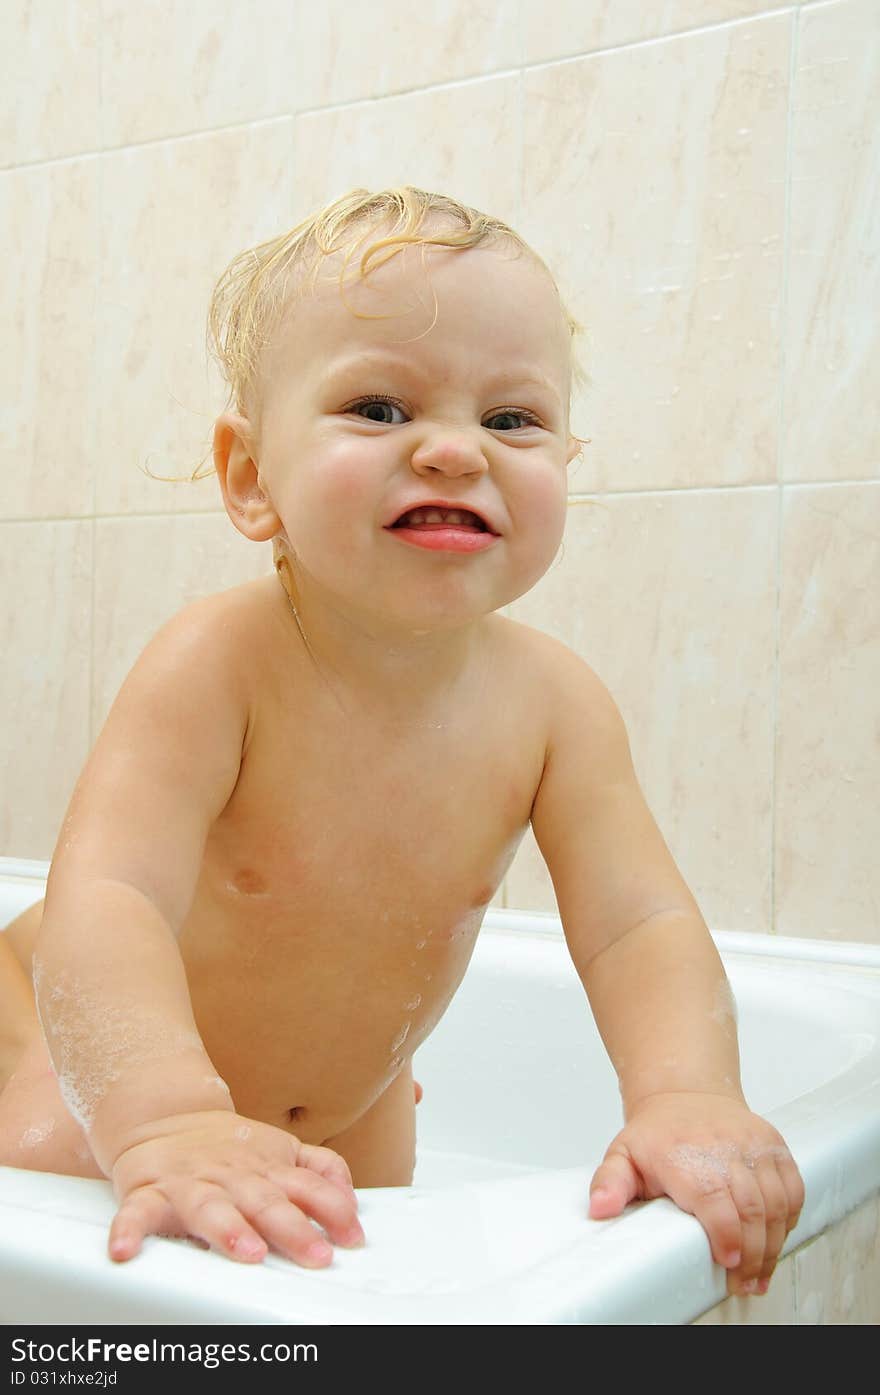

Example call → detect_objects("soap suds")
19 1118 55 1149
710 978 738 1029
667 1142 739 1187
744 1144 790 1169
667 1141 790 1189
35 967 203 1132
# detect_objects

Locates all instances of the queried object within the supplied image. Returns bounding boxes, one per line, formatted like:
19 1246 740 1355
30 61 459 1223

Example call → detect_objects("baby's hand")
588 1094 805 1297
107 1111 364 1267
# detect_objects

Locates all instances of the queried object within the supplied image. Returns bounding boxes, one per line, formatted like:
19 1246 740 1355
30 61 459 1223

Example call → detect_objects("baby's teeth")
405 508 468 525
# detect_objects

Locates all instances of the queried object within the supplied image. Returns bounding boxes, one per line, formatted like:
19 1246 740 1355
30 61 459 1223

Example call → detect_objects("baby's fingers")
752 1161 792 1293
109 1185 184 1262
588 1149 641 1219
176 1169 363 1267
294 1140 357 1196
676 1165 772 1296
674 1174 746 1277
778 1150 806 1236
110 1168 363 1269
111 1180 273 1265
748 1148 803 1293
264 1164 365 1254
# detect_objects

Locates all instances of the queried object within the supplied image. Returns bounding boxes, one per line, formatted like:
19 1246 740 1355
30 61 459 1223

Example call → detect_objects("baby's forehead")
274 236 569 368
300 232 545 303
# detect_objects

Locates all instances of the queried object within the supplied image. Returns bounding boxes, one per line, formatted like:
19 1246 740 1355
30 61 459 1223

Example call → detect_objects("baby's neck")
273 565 494 727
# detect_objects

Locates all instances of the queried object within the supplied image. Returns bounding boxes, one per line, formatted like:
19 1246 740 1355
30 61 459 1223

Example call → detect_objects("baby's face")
248 238 579 630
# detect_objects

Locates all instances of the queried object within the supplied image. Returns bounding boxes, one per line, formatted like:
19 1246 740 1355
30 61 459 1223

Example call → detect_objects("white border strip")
712 928 880 971
0 857 51 880
482 908 880 971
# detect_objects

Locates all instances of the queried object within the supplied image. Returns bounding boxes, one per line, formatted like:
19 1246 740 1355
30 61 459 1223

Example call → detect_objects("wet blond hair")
167 184 590 482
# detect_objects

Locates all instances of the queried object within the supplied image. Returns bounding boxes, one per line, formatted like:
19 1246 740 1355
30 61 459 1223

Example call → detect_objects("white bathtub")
1 857 879 1325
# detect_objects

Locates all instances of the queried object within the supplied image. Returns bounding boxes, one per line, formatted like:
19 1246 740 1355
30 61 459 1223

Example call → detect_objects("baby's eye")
483 408 542 431
345 395 407 425
344 395 542 431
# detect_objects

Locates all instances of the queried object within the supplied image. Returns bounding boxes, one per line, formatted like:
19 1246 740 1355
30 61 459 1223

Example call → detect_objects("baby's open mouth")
392 507 488 531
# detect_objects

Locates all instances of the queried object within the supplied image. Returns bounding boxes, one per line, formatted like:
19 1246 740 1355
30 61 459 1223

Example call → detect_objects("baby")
0 185 803 1297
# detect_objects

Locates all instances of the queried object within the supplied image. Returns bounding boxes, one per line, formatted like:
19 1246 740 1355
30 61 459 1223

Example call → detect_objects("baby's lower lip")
386 525 498 553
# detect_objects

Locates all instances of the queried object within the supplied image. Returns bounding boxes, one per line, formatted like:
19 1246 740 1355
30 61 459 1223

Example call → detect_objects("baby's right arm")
35 600 362 1266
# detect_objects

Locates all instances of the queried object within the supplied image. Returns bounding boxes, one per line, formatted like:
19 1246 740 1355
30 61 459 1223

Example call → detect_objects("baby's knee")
0 910 42 1091
3 897 44 972
0 1043 102 1180
0 1104 103 1180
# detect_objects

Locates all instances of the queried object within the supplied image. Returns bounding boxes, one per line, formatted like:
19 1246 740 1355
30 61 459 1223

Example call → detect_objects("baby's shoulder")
492 615 598 687
129 575 279 704
492 617 622 729
158 575 279 652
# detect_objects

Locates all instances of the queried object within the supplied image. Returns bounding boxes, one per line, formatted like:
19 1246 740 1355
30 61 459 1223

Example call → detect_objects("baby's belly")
179 900 485 1144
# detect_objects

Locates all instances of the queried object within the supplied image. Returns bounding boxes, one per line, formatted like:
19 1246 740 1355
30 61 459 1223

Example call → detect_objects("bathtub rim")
1 857 879 1324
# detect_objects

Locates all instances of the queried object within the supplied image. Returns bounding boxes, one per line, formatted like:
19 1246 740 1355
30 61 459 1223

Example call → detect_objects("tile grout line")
769 6 802 938
88 0 110 758
2 5 832 175
502 3 527 920
2 478 877 530
89 0 105 757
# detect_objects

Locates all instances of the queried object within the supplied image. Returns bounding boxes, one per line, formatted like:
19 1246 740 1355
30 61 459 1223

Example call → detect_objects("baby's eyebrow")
325 350 562 404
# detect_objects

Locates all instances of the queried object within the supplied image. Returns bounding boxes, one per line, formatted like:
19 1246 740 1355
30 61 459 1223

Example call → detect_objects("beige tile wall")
1 0 877 944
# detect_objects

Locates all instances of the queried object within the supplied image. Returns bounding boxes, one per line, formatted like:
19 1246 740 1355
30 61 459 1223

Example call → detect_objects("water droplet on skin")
390 1023 411 1053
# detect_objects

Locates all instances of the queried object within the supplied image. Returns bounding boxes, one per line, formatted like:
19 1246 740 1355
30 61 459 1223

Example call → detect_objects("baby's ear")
213 413 281 542
567 432 587 465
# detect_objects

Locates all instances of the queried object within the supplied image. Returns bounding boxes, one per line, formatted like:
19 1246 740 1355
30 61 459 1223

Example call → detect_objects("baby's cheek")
509 483 568 584
324 449 380 512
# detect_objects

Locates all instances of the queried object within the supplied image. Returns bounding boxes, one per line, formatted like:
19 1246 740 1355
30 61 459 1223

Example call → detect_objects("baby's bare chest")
182 672 546 983
207 704 539 923
176 688 545 1128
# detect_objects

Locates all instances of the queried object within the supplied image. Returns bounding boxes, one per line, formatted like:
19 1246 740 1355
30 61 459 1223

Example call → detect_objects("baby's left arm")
529 640 804 1297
